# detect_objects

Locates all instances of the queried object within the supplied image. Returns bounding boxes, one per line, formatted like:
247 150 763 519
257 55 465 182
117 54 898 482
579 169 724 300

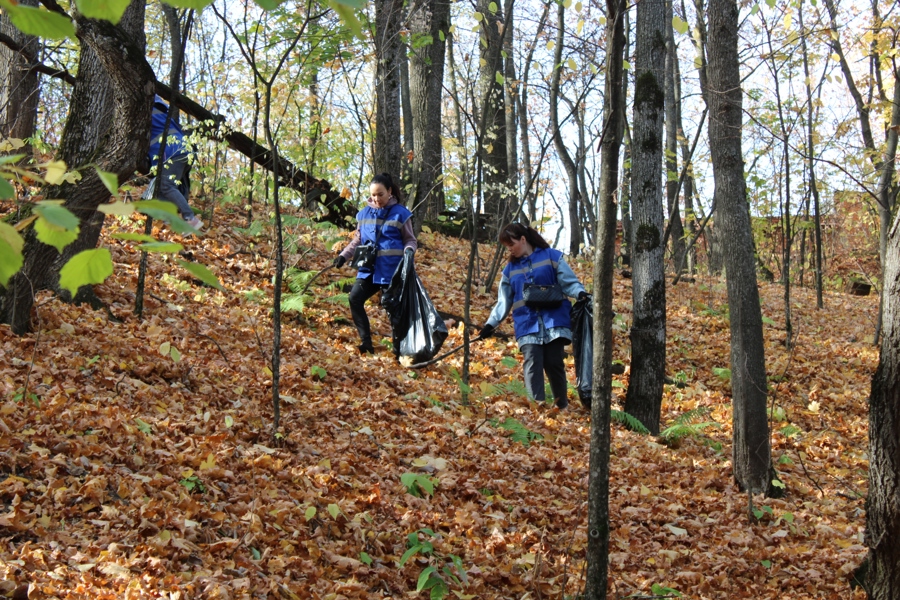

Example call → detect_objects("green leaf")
417 566 438 592
488 1 497 12
0 222 24 255
34 216 79 252
95 167 119 194
250 547 261 560
0 238 24 287
163 0 214 9
672 16 689 34
327 503 340 519
713 367 732 381
137 241 183 253
495 71 505 85
75 0 131 24
0 0 75 40
761 559 772 568
177 259 224 290
359 552 372 565
398 545 421 567
438 30 445 42
765 0 775 6
429 579 448 600
134 199 179 217
99 201 136 216
225 415 234 428
329 1 362 38
169 346 182 363
304 506 317 521
500 356 517 368
58 248 113 296
0 177 15 200
34 201 79 231
134 418 152 434
110 233 156 242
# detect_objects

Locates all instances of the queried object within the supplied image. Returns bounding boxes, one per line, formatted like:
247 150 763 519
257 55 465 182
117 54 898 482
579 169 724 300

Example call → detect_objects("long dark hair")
371 172 404 203
499 222 550 250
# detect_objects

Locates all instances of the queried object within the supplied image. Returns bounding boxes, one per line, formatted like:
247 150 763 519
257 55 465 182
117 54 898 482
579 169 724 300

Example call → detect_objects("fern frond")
673 406 711 425
611 410 650 434
660 421 720 442
496 417 542 446
494 380 529 398
281 293 308 313
325 293 350 306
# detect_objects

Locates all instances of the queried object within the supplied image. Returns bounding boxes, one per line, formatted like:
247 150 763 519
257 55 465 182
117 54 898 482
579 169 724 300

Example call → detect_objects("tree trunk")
866 203 900 598
549 0 582 256
624 0 667 436
374 0 404 178
1 1 155 335
707 0 771 494
664 0 685 272
476 0 510 236
0 0 39 157
584 0 626 595
408 0 449 226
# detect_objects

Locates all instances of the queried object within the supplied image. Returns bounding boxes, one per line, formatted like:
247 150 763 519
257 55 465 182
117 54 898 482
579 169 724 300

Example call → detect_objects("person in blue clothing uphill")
333 173 418 355
479 223 588 410
148 96 203 230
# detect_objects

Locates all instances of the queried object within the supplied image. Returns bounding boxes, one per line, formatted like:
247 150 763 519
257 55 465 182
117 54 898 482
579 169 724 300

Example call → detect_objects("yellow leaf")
42 160 68 185
200 453 216 470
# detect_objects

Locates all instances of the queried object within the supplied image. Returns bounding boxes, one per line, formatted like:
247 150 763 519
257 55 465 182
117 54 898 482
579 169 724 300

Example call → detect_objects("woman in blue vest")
148 96 202 230
333 173 417 354
479 223 587 409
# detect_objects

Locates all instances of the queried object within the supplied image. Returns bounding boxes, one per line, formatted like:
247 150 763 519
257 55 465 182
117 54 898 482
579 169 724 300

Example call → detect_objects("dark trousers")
348 275 385 346
521 338 569 402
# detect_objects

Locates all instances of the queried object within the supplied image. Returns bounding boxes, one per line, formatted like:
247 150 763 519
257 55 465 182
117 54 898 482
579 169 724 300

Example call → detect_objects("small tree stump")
847 280 871 296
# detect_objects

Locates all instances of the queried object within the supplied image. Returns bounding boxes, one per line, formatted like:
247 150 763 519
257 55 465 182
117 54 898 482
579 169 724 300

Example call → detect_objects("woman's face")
503 235 530 259
369 182 391 208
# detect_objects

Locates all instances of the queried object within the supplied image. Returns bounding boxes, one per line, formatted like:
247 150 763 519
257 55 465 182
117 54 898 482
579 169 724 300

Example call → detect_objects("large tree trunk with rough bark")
866 206 900 598
1 1 155 335
624 0 667 436
407 0 449 226
373 0 404 178
584 0 626 595
0 0 40 155
707 0 771 494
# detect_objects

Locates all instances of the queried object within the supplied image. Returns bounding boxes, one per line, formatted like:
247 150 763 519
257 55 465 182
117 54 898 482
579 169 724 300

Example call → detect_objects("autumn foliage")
0 203 877 599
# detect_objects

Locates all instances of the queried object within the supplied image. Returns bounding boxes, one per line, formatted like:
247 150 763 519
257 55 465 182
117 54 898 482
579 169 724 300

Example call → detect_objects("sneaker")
186 216 204 231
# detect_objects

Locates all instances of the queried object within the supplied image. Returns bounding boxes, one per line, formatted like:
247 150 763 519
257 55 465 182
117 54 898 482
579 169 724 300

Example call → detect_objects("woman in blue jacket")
148 96 202 230
333 173 417 354
479 223 587 409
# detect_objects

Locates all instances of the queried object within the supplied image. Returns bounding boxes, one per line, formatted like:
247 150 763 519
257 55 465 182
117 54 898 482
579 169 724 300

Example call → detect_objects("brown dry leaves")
0 207 877 599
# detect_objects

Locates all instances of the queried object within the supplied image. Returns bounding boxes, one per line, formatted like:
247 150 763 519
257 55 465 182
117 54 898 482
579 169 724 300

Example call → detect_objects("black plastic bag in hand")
381 253 448 363
571 294 593 409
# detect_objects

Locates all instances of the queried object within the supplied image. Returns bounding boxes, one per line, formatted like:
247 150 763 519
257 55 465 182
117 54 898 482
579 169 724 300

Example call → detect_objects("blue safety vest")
356 203 412 284
148 99 187 164
503 247 572 338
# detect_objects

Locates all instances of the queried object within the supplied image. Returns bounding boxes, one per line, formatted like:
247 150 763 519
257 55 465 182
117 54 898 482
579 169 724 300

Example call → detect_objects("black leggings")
348 275 385 345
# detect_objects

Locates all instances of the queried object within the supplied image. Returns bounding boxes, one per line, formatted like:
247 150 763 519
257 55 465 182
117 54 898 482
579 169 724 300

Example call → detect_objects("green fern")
493 380 529 398
281 293 308 313
660 406 720 443
611 409 650 434
493 417 542 446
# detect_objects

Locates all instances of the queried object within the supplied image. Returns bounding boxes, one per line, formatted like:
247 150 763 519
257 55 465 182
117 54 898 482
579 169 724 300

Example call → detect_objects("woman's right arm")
485 273 513 327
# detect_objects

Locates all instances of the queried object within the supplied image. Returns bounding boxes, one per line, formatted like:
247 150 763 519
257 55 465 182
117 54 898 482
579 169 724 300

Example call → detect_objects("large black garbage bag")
571 294 594 409
381 253 448 363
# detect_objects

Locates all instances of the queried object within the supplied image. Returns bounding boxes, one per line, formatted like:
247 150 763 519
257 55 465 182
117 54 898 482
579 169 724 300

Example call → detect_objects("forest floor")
0 203 878 599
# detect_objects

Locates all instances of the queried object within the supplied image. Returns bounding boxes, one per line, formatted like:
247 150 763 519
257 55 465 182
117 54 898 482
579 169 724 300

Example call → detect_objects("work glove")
479 323 495 339
333 255 346 268
578 291 590 302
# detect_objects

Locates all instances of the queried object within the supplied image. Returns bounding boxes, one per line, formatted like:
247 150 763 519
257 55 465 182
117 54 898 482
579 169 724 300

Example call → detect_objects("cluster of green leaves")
398 529 468 600
400 472 437 498
0 155 221 294
490 417 542 446
660 407 721 445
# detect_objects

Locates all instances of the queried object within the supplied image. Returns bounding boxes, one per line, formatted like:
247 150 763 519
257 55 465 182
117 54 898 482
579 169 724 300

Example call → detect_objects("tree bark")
549 0 582 256
476 0 510 236
664 0 685 273
585 0 626 595
2 0 155 335
407 0 449 225
373 0 404 178
624 0 667 435
707 0 771 494
0 0 39 156
866 203 900 599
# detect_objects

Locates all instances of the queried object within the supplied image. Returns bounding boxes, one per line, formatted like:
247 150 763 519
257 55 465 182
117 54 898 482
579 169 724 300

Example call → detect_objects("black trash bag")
381 253 448 363
571 294 594 409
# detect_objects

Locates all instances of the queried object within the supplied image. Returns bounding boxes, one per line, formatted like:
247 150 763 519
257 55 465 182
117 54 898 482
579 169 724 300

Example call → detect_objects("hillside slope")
0 206 878 599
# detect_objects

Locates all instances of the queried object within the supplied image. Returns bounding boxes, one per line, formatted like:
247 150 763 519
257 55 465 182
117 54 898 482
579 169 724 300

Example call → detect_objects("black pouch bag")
571 293 593 409
351 243 377 271
523 282 565 309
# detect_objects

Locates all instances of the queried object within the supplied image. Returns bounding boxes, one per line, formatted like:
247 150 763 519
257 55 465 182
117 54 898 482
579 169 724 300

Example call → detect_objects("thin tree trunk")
624 0 667 435
374 0 404 177
584 0 626 594
707 0 771 495
664 0 685 272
